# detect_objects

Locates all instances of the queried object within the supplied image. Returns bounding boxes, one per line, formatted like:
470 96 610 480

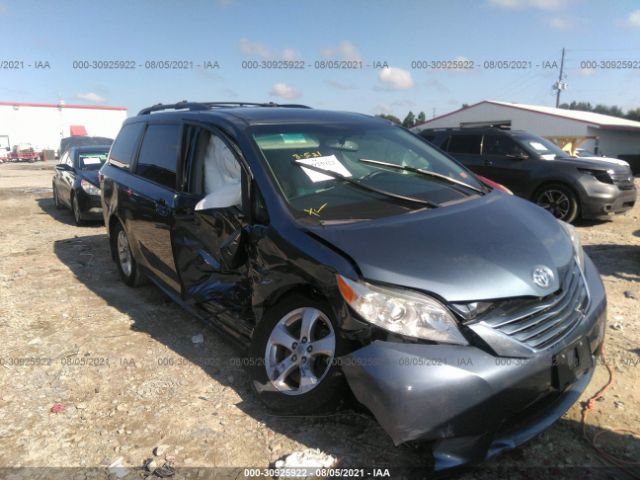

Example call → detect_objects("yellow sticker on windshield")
304 203 328 217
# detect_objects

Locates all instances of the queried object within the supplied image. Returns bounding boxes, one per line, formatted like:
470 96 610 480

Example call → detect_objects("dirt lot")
0 161 639 479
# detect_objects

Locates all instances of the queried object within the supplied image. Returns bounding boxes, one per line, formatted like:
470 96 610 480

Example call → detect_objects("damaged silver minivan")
100 102 606 470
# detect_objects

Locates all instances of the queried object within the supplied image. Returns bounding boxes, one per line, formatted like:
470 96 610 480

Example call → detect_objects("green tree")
625 108 640 121
402 111 416 128
376 113 402 125
417 111 426 124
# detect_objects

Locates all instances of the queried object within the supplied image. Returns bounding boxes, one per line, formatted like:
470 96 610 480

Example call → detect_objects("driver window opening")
188 128 242 208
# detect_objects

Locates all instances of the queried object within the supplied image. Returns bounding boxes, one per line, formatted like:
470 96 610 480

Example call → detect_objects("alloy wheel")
117 230 133 277
536 189 570 219
264 307 336 396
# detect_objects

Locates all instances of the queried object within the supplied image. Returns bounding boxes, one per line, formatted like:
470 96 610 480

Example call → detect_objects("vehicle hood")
79 170 100 186
548 156 631 173
304 193 574 302
576 156 631 168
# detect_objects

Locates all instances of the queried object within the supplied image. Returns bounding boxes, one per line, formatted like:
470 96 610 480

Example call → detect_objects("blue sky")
1 0 640 118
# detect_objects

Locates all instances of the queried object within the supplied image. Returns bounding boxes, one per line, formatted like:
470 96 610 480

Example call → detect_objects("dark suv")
99 102 606 470
418 127 636 222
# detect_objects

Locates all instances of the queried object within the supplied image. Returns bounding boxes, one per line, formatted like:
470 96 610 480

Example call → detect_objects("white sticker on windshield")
528 142 548 151
297 155 352 183
82 157 102 165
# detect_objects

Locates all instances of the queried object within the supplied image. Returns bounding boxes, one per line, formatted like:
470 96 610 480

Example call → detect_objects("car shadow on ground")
36 195 103 227
584 244 640 283
47 203 639 476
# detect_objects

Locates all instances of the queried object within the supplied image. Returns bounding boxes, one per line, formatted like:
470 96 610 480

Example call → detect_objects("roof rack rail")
137 101 312 115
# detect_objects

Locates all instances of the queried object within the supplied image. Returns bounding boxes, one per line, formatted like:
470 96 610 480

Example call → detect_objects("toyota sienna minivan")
99 102 606 469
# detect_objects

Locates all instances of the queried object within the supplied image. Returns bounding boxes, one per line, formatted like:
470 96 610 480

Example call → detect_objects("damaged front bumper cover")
340 259 606 470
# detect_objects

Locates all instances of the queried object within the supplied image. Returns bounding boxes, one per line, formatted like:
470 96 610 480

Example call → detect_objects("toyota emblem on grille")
532 265 554 288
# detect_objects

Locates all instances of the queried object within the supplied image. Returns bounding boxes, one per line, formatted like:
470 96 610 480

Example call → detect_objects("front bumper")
75 189 103 220
340 256 606 469
579 177 636 219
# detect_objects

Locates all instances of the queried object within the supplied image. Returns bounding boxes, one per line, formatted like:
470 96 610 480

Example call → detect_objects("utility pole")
554 48 566 108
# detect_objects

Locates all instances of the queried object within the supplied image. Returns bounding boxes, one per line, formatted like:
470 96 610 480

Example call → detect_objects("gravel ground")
0 161 639 480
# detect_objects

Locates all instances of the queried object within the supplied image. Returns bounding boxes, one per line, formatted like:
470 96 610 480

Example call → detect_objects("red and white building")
0 101 128 153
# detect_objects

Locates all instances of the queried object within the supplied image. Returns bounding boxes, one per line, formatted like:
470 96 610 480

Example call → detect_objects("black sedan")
52 145 110 224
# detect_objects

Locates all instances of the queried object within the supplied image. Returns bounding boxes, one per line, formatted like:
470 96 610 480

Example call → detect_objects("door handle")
485 160 493 166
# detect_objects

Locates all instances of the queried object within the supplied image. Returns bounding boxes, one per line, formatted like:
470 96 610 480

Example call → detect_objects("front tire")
248 294 346 414
534 184 579 223
52 184 63 210
71 193 83 225
111 222 145 287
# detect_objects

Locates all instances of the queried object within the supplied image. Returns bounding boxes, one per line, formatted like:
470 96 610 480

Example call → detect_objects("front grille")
480 262 589 350
611 172 635 190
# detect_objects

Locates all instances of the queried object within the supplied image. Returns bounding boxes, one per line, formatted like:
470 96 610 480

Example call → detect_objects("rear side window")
483 135 526 157
135 124 181 189
447 134 482 154
109 123 145 168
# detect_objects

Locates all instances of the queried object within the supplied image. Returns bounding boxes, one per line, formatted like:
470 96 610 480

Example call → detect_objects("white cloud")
378 67 415 90
371 103 395 115
321 41 362 62
628 9 640 27
76 92 106 103
269 83 301 100
239 38 300 60
239 38 271 59
425 79 450 93
324 79 356 90
220 88 238 98
487 0 572 10
282 48 300 61
548 16 572 29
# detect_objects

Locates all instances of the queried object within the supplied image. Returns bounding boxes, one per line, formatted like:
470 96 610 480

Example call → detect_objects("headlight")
80 179 100 196
558 220 585 272
578 168 614 184
336 275 468 345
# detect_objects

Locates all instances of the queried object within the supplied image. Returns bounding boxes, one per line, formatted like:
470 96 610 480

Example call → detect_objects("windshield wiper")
292 160 438 208
358 158 485 195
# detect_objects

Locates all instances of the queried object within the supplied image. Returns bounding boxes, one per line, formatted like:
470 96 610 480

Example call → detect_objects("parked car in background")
52 145 109 224
59 136 113 158
476 174 513 194
9 143 40 162
574 148 634 168
100 101 607 470
418 127 637 223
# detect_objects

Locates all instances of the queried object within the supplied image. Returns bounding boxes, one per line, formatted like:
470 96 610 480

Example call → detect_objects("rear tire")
111 222 145 287
534 184 579 223
248 294 346 415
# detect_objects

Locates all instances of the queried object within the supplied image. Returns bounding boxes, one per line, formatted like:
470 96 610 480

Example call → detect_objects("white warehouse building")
0 101 128 152
413 100 640 170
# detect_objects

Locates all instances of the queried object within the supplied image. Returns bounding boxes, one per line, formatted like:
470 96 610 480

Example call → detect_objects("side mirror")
220 228 246 270
195 183 241 211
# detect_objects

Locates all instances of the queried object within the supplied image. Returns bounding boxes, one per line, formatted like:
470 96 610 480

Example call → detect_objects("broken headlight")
336 275 468 345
